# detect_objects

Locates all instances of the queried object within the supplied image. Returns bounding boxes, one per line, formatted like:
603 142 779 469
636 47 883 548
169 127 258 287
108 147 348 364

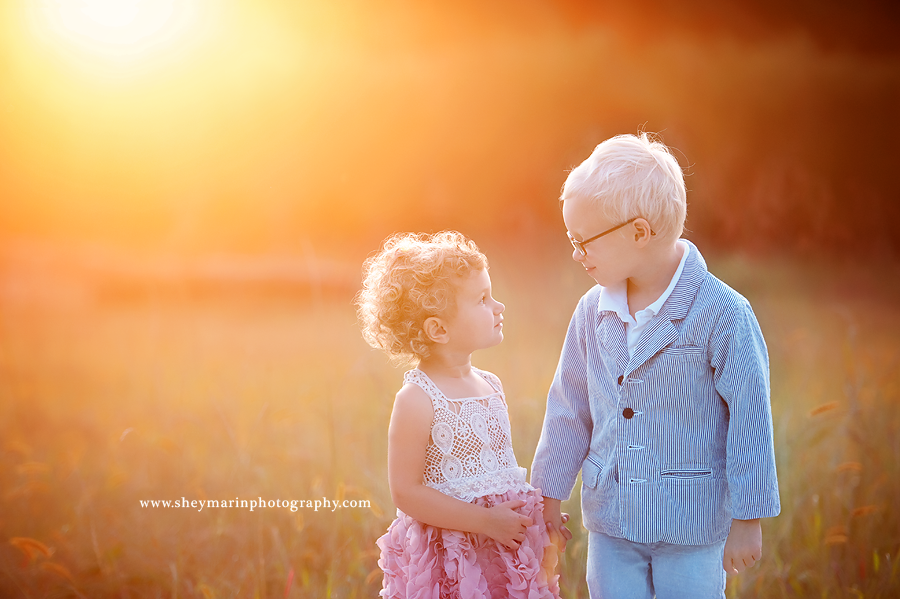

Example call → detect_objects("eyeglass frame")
567 217 656 257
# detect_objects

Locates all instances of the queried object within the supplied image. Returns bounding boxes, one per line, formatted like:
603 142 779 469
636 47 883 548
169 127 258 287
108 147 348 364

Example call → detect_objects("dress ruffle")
376 487 560 598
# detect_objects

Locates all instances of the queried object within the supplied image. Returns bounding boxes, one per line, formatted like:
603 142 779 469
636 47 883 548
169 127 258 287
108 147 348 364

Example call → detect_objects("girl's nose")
495 299 505 314
572 248 586 262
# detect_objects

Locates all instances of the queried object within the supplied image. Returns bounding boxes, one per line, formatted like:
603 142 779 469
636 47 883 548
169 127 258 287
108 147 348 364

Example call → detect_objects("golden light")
32 0 208 60
78 0 144 29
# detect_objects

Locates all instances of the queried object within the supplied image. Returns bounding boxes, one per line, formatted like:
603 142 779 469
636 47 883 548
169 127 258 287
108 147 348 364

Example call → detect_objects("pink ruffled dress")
377 368 560 599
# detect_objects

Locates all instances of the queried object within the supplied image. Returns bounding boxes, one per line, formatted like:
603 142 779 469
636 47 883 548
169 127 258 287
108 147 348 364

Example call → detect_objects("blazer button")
622 407 635 419
617 375 624 385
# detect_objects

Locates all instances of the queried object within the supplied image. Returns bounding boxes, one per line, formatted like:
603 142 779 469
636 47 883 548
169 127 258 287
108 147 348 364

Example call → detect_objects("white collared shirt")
596 239 689 357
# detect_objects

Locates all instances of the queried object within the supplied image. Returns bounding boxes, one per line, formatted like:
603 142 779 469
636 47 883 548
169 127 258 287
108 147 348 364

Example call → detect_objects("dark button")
617 375 624 385
623 407 635 419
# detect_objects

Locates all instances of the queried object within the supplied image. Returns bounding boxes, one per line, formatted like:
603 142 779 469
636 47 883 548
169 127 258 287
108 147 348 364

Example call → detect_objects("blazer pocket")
660 468 713 484
582 454 604 489
660 345 705 357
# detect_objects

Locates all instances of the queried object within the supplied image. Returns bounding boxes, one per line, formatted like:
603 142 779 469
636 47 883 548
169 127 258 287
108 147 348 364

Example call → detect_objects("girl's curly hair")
356 231 488 363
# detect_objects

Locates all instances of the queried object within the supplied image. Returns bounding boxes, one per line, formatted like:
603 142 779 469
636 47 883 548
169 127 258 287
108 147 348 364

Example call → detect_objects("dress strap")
403 369 448 410
473 368 503 394
406 368 502 401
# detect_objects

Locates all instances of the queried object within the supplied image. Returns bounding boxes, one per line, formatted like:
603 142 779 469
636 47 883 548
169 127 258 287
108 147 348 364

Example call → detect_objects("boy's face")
562 194 638 287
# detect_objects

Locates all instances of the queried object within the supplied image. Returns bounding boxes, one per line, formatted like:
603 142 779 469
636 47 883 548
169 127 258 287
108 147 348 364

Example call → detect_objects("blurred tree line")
0 0 897 259
541 0 900 54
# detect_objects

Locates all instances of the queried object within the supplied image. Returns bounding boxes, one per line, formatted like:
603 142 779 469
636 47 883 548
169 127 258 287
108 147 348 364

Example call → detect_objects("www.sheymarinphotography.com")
1 1 899 598
138 497 372 512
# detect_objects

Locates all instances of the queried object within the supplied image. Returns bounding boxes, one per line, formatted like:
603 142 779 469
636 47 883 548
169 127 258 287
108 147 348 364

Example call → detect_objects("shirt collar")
597 280 632 324
597 239 690 323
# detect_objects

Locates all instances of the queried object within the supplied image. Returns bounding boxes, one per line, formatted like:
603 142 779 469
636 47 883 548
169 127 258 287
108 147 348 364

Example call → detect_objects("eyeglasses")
567 217 655 257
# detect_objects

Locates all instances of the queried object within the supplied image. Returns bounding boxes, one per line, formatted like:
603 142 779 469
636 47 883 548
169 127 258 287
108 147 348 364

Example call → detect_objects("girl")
357 231 562 599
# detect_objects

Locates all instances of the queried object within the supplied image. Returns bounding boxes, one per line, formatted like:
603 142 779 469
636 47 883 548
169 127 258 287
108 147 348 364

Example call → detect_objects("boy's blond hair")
356 231 487 363
562 133 687 241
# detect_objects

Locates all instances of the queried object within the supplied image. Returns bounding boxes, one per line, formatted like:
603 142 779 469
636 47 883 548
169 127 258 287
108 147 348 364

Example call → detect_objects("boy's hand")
723 519 762 574
542 497 573 551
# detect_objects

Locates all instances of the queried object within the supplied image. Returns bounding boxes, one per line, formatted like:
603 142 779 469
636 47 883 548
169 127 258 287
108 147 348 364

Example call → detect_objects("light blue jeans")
587 531 727 599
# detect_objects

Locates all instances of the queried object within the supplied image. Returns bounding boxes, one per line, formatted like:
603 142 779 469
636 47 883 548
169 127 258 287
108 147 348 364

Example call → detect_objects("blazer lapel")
597 312 629 381
625 319 678 377
624 240 708 377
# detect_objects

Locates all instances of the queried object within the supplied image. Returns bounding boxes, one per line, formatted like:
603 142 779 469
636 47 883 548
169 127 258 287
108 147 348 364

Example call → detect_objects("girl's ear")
423 316 450 344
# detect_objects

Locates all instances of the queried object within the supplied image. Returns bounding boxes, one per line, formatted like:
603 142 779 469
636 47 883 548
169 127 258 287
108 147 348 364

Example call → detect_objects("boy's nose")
495 300 505 313
572 248 586 262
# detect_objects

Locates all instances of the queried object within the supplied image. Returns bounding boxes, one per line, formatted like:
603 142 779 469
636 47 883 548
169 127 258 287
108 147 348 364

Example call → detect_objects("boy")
531 134 780 598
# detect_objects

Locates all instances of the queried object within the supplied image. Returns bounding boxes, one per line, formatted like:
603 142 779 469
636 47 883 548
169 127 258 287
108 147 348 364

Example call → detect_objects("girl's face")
442 268 505 352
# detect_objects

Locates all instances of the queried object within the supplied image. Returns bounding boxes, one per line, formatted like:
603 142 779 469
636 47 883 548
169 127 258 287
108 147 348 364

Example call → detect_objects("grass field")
1 240 898 598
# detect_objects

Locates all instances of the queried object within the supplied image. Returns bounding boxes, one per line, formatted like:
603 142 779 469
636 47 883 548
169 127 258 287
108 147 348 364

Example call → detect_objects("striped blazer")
530 240 780 545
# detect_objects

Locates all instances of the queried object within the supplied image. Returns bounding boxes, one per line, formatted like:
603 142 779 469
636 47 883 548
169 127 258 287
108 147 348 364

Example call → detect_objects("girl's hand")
483 499 533 550
542 497 573 551
550 512 572 551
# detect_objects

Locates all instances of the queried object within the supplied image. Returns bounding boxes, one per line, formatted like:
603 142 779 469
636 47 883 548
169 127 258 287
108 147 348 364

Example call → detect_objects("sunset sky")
2 0 898 256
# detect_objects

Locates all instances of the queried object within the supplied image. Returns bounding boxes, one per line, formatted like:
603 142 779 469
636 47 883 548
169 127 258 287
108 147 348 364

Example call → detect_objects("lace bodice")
405 368 533 503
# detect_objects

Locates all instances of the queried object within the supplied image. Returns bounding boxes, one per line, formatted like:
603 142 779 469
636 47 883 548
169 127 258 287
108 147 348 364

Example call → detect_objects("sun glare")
80 1 142 28
35 0 206 60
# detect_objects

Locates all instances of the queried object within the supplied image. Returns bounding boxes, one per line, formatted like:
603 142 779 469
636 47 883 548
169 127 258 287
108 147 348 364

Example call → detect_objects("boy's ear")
423 316 450 344
632 218 654 246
